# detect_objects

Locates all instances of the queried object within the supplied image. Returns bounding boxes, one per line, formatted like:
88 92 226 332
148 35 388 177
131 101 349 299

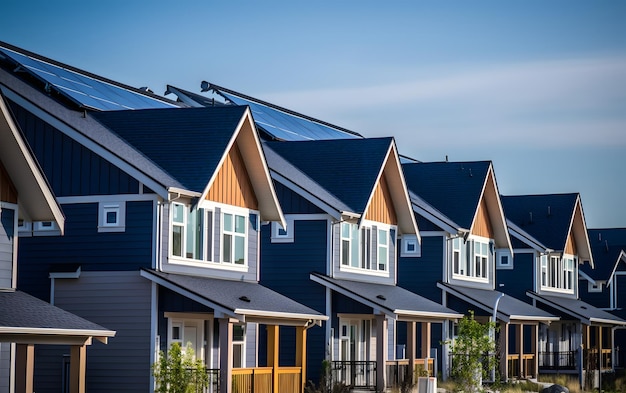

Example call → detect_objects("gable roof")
0 41 179 111
169 82 363 141
402 161 511 249
582 228 626 282
528 290 626 326
265 137 418 234
0 93 64 231
501 193 593 263
92 106 284 224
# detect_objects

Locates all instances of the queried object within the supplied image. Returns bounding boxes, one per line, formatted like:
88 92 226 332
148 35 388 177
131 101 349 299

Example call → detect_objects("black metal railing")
538 351 577 371
583 348 612 371
331 361 377 390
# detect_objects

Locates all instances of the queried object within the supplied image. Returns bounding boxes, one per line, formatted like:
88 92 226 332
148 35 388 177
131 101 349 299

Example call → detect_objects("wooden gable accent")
206 142 258 210
472 196 494 239
364 174 397 225
0 161 17 204
565 231 578 255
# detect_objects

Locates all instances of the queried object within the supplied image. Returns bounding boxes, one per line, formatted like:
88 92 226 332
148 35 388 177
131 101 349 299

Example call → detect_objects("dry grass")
537 374 581 393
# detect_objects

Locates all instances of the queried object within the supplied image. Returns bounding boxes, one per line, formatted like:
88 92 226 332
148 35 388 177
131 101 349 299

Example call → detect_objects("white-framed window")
270 217 294 243
169 202 226 264
451 235 492 282
17 218 32 236
496 250 513 269
340 221 391 273
167 316 205 361
232 324 246 368
222 212 246 265
400 234 419 257
32 220 61 236
540 253 576 293
98 201 126 232
588 281 603 293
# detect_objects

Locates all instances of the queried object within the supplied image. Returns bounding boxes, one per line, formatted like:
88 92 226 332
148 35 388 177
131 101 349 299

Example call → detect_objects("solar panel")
0 46 178 111
213 88 362 141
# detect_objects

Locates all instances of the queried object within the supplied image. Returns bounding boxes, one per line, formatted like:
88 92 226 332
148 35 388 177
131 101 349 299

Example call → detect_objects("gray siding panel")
0 208 15 289
0 342 10 393
36 271 152 393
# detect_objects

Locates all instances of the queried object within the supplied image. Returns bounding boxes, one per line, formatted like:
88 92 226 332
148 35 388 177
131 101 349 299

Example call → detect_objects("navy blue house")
399 161 558 381
501 194 626 386
0 42 327 393
579 228 626 368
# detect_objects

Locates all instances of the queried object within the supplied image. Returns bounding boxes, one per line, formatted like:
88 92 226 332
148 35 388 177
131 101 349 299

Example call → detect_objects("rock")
541 384 569 393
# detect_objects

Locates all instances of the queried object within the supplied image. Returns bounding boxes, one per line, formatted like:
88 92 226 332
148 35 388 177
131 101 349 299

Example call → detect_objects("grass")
537 374 582 393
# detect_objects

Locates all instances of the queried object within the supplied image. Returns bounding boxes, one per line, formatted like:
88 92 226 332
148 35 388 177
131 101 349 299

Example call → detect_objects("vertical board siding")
0 208 15 288
364 175 397 225
18 201 154 300
7 100 140 197
397 236 444 303
0 162 17 203
565 231 577 255
472 197 494 239
207 143 258 210
33 271 153 393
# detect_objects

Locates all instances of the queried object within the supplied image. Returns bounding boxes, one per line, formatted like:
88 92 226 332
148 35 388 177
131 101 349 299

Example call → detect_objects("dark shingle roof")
528 291 626 325
501 194 578 251
265 138 393 214
582 228 626 280
402 161 491 229
142 270 324 320
0 290 112 332
92 106 247 193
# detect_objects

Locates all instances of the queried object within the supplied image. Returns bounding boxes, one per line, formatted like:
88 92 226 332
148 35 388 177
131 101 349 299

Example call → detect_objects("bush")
152 342 208 393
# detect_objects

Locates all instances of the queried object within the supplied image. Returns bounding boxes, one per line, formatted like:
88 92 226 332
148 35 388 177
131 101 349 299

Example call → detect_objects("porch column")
518 324 524 378
376 314 387 393
219 318 233 393
499 322 509 382
296 326 307 393
421 322 431 375
267 324 280 393
15 344 35 393
407 321 416 384
531 324 538 378
598 326 603 370
69 344 87 393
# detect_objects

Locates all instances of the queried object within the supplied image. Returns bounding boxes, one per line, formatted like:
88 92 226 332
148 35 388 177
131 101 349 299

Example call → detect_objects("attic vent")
376 295 386 301
580 306 587 310
239 296 251 303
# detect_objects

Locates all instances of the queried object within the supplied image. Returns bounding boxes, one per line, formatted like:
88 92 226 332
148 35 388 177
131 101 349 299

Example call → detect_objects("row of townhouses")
0 41 625 393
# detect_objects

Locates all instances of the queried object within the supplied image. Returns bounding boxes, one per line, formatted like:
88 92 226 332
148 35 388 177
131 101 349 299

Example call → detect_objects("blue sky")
1 1 625 228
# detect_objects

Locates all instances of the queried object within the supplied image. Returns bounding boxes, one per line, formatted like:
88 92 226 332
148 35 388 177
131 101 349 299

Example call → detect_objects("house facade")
260 138 462 391
0 42 325 393
399 161 558 382
501 194 626 386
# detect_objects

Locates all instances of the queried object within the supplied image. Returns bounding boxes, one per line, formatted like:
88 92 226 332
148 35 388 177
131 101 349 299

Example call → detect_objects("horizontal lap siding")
50 271 152 393
18 201 154 301
0 343 9 393
8 100 140 197
496 252 534 302
397 236 443 303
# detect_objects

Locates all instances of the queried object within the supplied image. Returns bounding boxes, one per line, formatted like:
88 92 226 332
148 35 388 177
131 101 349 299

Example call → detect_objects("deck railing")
538 350 577 371
506 354 536 378
330 360 377 390
386 359 434 388
584 348 613 371
231 367 301 393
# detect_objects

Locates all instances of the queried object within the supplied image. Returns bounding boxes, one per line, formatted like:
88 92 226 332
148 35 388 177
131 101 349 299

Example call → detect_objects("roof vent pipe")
547 206 551 216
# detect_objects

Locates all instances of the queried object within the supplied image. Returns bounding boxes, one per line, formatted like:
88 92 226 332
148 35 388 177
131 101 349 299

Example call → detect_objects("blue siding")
497 252 534 302
579 280 610 309
18 201 154 300
398 235 443 302
0 208 14 288
273 182 325 214
7 100 141 196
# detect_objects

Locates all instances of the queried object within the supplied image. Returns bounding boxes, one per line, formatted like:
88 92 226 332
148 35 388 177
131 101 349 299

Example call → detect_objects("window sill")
339 265 389 278
168 256 249 272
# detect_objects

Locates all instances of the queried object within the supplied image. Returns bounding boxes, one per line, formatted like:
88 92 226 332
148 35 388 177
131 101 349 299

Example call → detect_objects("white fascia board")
507 220 549 253
578 270 596 285
608 250 626 284
233 308 328 324
410 193 459 235
0 326 115 338
474 165 511 253
394 309 463 320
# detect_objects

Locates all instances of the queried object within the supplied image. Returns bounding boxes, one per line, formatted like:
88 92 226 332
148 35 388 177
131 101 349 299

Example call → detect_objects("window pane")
350 225 359 267
173 226 183 257
378 246 387 271
206 211 213 261
223 213 233 232
233 325 245 341
342 240 350 265
173 204 184 224
234 236 245 265
106 211 117 224
223 234 232 263
235 215 246 234
378 230 387 246
342 223 350 238
453 252 460 274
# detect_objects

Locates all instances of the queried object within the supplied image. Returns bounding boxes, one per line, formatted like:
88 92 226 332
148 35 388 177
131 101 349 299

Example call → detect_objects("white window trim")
98 201 126 233
220 209 248 266
339 220 394 275
165 314 207 362
539 252 576 294
450 235 492 283
270 217 294 243
400 234 419 258
588 281 603 293
33 220 61 236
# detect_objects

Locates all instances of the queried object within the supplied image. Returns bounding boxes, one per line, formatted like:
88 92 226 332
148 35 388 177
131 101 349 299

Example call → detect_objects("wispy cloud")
263 55 626 149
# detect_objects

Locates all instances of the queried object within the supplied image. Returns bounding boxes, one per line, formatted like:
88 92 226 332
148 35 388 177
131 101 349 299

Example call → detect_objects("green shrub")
152 342 208 393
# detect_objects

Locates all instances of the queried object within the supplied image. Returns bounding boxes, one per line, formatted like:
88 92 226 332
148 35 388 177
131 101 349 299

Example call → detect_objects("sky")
1 1 625 228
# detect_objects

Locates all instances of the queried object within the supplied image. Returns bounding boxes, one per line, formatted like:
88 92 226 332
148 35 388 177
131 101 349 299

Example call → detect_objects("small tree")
448 311 497 393
152 342 208 393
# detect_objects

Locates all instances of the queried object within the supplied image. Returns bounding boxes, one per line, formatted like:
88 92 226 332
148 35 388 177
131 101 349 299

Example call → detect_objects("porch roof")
310 273 462 321
527 291 626 326
0 290 115 344
141 269 327 326
438 282 558 324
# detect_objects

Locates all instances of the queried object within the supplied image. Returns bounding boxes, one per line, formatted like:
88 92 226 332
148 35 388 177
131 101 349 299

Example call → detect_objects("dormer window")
451 236 491 282
222 212 246 265
340 222 390 273
540 253 576 292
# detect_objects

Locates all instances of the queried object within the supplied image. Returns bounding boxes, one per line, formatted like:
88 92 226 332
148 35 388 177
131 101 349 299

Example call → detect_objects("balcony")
331 361 377 390
386 359 435 389
231 367 302 393
538 350 577 371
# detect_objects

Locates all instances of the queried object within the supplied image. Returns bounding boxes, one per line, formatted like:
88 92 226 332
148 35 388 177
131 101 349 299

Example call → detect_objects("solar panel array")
0 46 178 111
217 90 362 141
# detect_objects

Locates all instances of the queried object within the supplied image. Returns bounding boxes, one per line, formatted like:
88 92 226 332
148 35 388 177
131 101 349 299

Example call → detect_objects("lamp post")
491 293 504 382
